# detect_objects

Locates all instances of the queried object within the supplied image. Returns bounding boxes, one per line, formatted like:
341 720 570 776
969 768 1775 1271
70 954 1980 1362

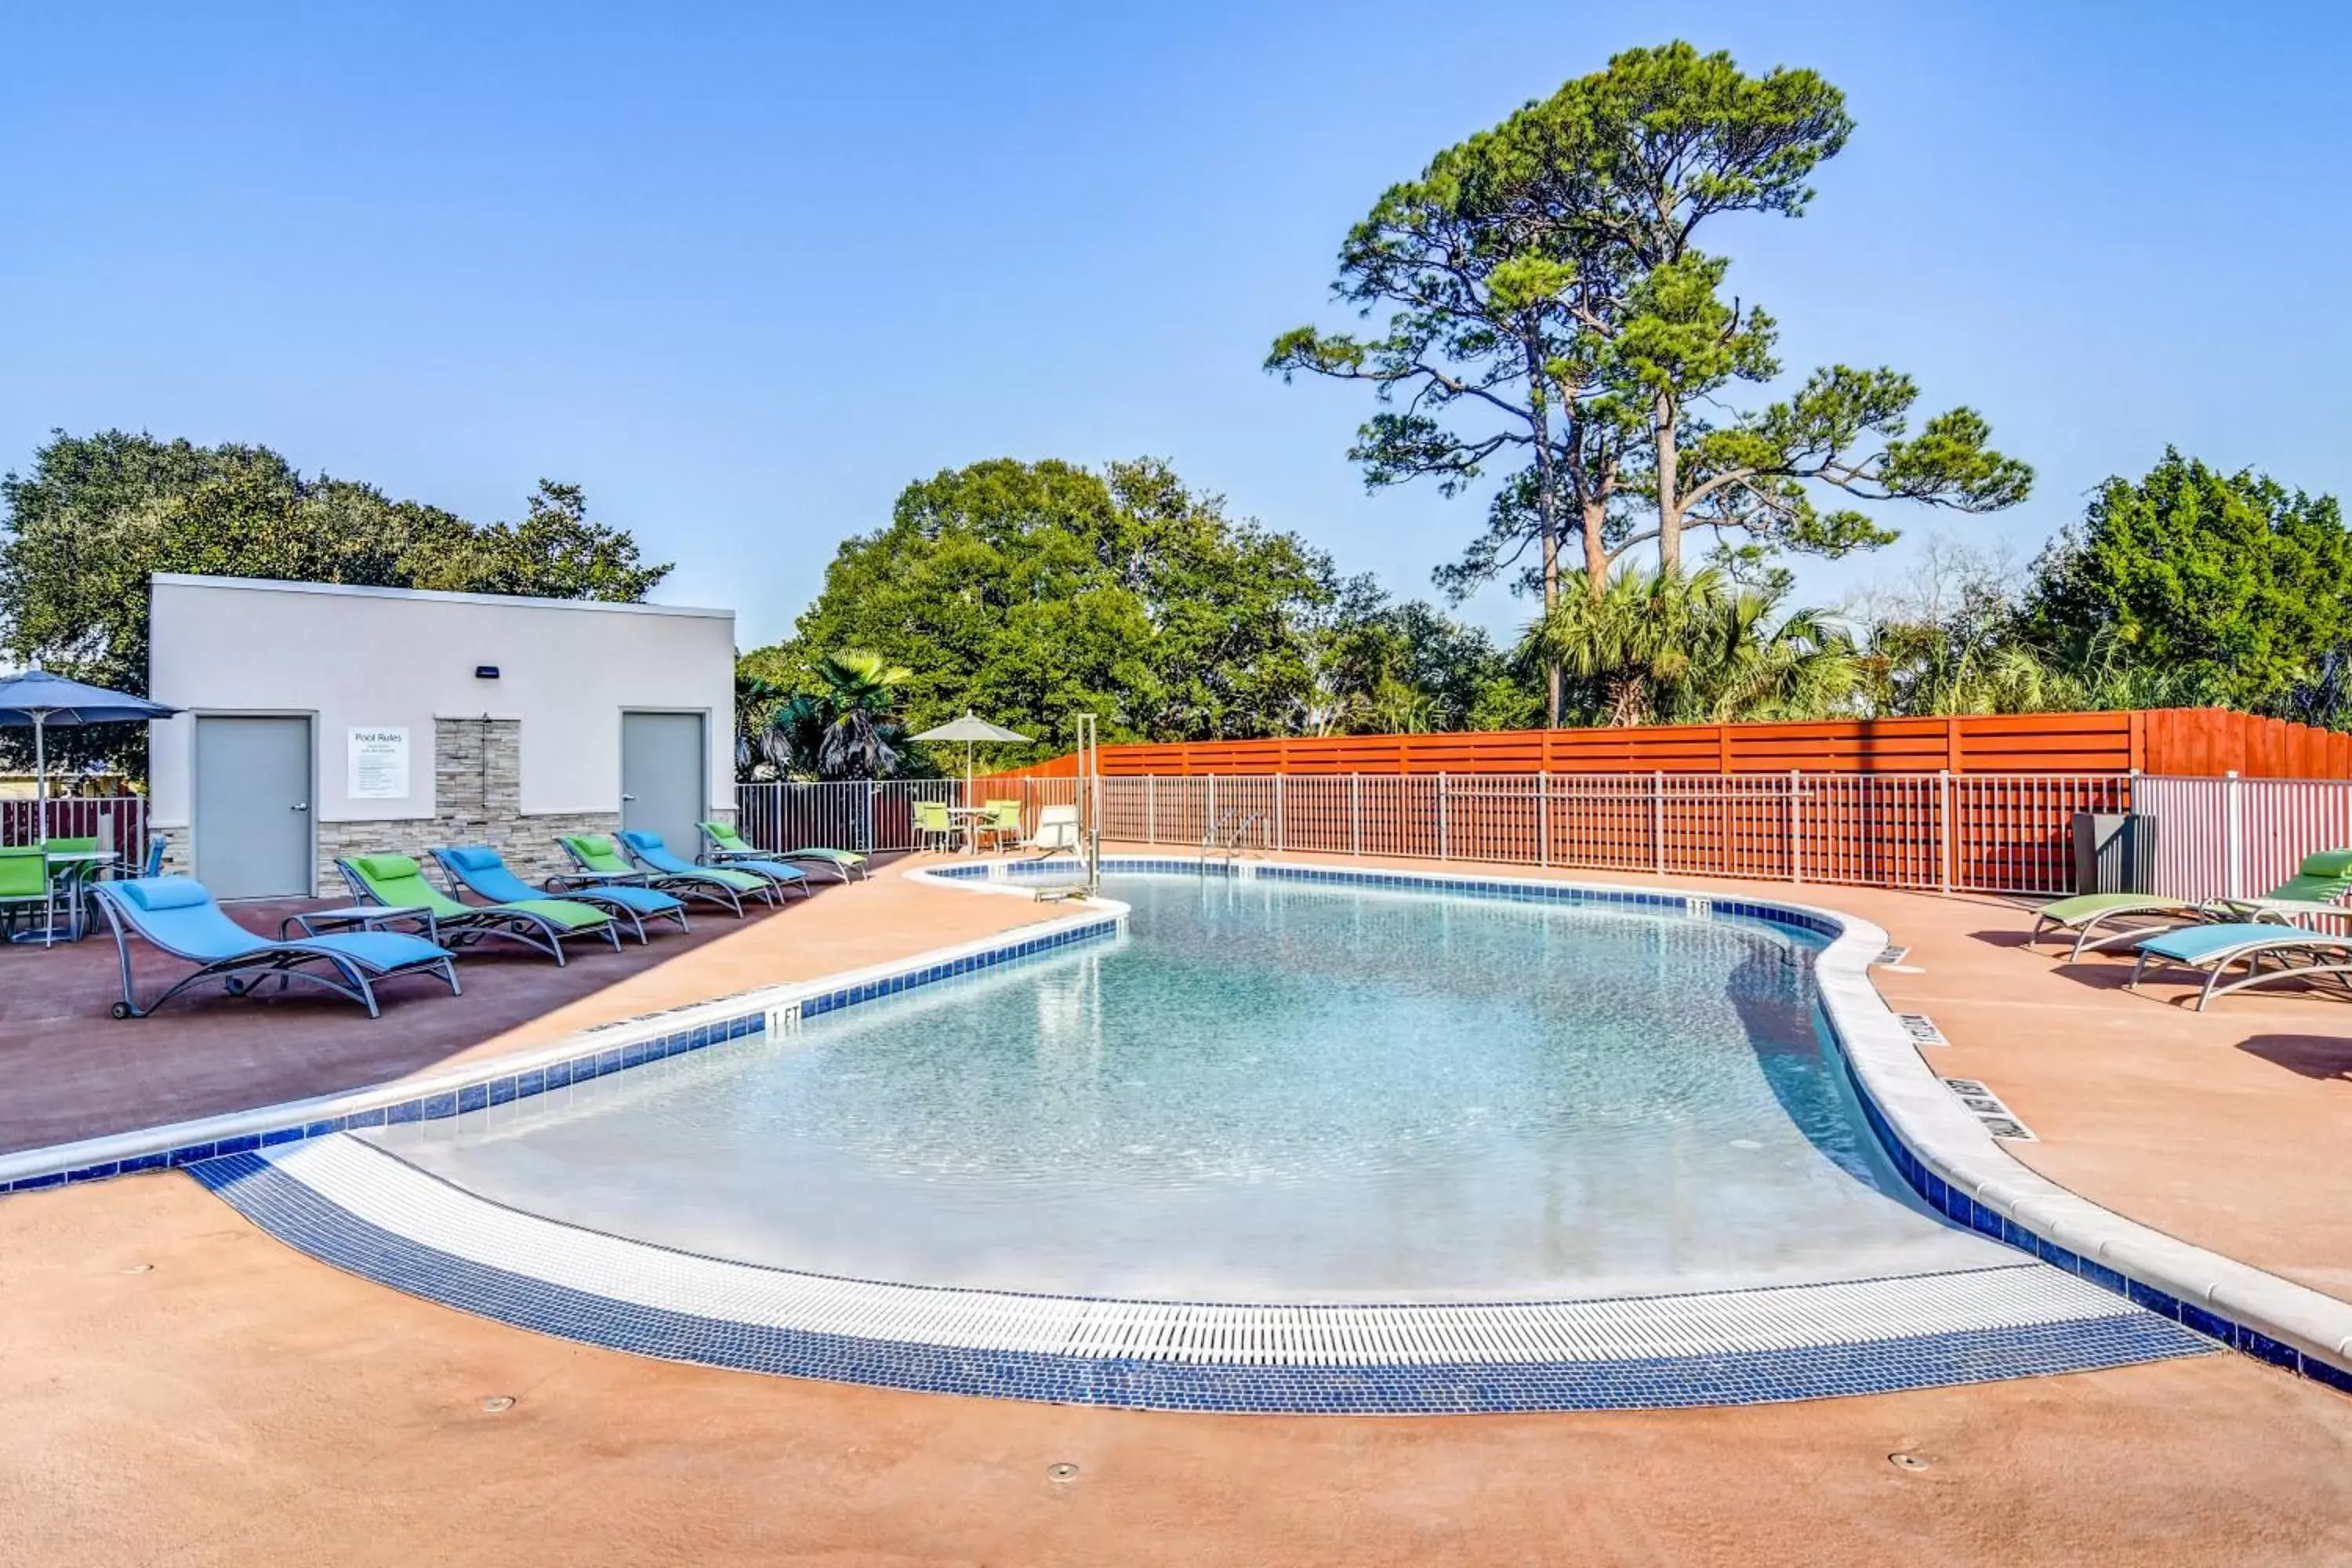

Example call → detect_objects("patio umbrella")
0 667 179 844
907 711 1031 801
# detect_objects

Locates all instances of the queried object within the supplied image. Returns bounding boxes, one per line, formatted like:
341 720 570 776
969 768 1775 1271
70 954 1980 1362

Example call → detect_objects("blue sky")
5 1 2346 649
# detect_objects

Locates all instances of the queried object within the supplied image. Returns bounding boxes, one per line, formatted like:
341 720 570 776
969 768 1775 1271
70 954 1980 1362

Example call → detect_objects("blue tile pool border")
187 1149 2209 1414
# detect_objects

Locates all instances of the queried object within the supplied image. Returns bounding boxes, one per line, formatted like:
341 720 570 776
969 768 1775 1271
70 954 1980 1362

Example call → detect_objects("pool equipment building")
144 575 736 898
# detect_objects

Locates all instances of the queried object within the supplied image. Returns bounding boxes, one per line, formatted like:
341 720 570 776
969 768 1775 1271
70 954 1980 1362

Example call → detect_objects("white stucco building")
146 575 735 898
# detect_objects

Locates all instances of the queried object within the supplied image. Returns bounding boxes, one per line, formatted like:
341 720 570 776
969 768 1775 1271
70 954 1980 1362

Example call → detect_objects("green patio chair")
911 799 955 852
337 853 619 966
2028 848 2352 960
561 833 761 917
699 819 868 882
980 798 1023 851
0 847 46 940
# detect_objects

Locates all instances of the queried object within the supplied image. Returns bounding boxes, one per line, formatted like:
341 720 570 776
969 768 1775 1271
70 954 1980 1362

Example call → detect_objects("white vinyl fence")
2136 773 2352 904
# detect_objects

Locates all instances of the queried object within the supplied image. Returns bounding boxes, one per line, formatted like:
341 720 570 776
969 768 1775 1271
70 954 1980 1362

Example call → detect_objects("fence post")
1350 774 1361 856
1788 769 1803 884
1438 771 1450 861
1206 775 1217 844
1274 774 1286 852
2223 769 2244 901
1652 771 1664 874
864 779 877 854
1538 771 1549 868
1938 770 1953 895
1147 775 1157 844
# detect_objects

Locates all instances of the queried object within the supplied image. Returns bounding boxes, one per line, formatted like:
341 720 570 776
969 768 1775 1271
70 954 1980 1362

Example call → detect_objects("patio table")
946 805 992 855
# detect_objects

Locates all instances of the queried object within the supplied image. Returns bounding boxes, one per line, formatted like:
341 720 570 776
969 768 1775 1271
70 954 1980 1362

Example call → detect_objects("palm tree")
812 649 911 779
1519 567 1859 726
1669 590 1860 723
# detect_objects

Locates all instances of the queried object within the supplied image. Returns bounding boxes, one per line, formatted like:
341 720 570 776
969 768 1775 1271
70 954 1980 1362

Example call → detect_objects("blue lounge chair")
561 833 759 916
2127 922 2352 1011
90 876 459 1019
433 845 688 944
619 829 808 902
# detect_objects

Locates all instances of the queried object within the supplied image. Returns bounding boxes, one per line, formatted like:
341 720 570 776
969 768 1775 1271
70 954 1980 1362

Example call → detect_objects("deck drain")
1940 1077 2037 1141
1887 1452 1930 1472
118 1263 154 1274
1895 1013 1947 1047
1873 946 1911 966
480 1396 517 1413
1047 1462 1080 1483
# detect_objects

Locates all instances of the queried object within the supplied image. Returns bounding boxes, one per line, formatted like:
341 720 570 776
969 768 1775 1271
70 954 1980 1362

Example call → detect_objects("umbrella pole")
33 714 51 946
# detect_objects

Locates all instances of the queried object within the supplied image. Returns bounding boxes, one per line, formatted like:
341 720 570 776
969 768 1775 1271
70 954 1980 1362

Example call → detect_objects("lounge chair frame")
92 883 459 1020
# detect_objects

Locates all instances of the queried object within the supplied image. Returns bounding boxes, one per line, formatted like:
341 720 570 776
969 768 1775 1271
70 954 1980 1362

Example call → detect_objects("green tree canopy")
747 457 1340 764
2020 448 2352 713
0 429 670 769
1269 39 2031 717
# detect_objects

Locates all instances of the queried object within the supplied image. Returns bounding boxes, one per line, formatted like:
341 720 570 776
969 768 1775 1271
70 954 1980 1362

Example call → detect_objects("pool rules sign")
347 727 411 800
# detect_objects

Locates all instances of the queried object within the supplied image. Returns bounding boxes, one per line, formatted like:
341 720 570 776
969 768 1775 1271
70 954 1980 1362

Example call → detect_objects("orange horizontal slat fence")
975 709 2351 785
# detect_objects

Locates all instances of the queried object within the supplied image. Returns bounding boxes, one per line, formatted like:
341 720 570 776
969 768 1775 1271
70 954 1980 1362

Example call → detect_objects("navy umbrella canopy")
0 668 179 839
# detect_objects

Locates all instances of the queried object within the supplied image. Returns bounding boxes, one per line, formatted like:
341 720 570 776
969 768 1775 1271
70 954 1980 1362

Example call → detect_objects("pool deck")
7 849 2352 1562
0 857 1069 1155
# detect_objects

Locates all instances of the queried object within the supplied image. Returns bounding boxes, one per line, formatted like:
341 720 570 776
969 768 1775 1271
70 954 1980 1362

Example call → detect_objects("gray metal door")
621 711 706 860
194 716 312 898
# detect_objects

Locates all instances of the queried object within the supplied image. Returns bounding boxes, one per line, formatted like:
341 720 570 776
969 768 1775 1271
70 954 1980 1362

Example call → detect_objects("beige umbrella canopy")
908 711 1031 800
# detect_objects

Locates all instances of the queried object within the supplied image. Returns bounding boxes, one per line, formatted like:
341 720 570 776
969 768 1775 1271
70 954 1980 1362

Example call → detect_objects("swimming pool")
176 861 2210 1410
368 874 2005 1302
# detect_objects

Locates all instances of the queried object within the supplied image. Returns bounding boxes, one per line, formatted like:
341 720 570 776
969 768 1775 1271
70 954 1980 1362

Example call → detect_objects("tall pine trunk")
1654 387 1682 575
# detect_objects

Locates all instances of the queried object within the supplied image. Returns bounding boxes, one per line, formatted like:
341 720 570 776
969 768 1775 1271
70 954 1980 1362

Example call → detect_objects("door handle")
292 802 309 811
621 793 637 802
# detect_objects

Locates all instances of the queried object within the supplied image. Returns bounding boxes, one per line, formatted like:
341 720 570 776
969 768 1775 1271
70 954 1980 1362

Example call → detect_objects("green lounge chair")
2029 849 2352 960
2127 921 2352 1011
561 833 760 917
337 853 619 966
699 819 867 882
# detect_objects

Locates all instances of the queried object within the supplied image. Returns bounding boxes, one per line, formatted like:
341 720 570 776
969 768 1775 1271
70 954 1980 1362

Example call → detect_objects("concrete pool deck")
8 849 2352 1561
0 856 1070 1154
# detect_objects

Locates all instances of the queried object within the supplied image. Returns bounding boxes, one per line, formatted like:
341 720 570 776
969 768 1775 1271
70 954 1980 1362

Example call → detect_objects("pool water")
367 874 2007 1301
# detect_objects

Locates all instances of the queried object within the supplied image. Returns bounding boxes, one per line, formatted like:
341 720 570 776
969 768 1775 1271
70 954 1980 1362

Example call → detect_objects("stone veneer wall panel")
310 718 619 895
